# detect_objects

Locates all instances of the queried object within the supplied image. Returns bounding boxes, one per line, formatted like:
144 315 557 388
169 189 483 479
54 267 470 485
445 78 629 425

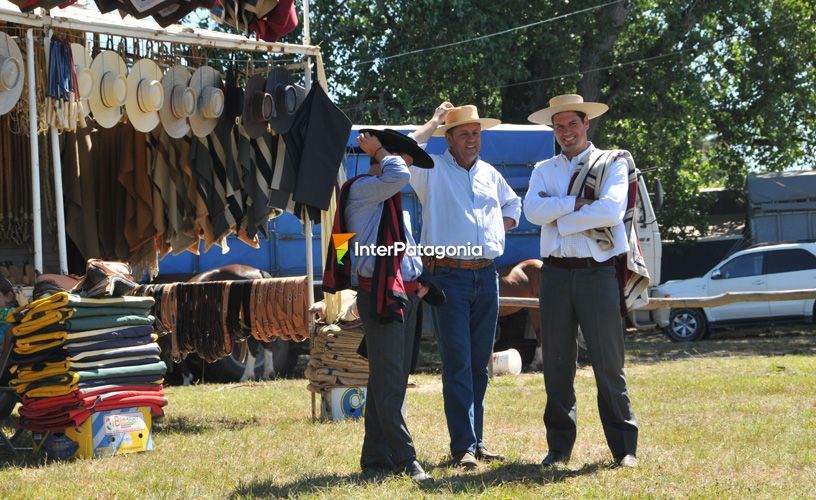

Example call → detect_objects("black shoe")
451 451 479 469
476 447 505 463
361 457 394 476
540 451 570 468
396 460 433 482
615 454 638 468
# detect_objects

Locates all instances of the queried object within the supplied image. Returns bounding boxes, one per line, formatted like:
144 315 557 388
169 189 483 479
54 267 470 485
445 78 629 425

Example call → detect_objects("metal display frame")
0 1 325 314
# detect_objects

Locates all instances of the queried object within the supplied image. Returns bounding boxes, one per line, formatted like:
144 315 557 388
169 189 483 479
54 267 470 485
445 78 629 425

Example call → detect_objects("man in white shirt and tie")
523 94 639 469
411 103 522 468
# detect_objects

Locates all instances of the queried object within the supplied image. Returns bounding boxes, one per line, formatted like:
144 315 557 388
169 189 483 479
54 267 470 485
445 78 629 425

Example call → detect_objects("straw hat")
242 73 273 138
89 50 128 128
70 43 93 121
265 66 305 135
126 58 164 132
527 94 608 126
0 33 24 116
159 65 196 138
432 105 500 136
189 65 224 137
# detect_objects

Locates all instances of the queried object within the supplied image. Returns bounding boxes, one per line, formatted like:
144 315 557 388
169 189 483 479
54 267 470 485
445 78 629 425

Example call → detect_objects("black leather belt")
544 256 614 269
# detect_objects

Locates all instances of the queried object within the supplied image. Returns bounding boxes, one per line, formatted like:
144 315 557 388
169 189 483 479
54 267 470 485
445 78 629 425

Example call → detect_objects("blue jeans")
431 263 499 455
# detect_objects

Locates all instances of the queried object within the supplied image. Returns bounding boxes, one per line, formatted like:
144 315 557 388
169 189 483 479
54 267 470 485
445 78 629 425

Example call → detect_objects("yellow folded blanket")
10 309 73 336
13 331 68 354
11 360 71 382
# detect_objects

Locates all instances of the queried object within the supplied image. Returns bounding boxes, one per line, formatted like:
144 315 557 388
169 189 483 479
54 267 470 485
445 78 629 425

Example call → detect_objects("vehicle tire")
0 393 16 419
664 308 707 342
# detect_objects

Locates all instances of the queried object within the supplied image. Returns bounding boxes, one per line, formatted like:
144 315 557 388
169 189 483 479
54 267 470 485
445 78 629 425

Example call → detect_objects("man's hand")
574 198 592 210
433 101 454 124
356 132 386 160
417 285 429 299
503 217 515 232
411 101 454 144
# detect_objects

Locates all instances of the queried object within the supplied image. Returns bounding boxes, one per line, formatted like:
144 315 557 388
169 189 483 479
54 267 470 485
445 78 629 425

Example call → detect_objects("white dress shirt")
523 143 629 261
409 149 521 260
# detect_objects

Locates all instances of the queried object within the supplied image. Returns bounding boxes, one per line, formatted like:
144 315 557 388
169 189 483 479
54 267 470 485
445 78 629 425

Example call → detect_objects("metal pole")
44 31 68 274
25 29 43 274
302 0 314 311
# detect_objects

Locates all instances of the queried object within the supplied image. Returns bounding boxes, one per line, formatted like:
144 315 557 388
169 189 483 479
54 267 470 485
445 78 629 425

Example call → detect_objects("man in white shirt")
524 94 639 469
411 104 522 468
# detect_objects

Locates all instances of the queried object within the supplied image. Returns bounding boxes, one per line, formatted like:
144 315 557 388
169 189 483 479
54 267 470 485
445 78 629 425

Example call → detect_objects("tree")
306 0 816 238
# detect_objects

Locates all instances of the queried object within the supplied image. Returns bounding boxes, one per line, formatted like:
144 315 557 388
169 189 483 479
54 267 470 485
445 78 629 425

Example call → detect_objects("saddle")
72 260 137 298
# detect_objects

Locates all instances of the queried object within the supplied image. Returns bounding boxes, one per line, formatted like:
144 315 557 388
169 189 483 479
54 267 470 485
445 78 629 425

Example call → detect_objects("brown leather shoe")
476 447 505 462
452 451 478 469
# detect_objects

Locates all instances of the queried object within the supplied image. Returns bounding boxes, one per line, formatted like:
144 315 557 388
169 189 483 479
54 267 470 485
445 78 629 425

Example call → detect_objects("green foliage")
309 0 816 238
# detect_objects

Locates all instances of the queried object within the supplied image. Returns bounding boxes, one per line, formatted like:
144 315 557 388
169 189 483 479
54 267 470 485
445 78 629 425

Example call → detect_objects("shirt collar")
559 142 595 166
444 149 481 172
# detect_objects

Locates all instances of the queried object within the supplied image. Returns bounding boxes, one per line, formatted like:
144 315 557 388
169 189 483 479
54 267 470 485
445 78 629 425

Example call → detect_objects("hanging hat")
359 128 434 169
221 67 243 125
70 43 93 121
126 58 164 132
189 65 224 137
527 94 608 126
241 74 273 138
432 105 500 136
265 66 305 134
89 50 128 128
0 33 25 116
160 65 196 139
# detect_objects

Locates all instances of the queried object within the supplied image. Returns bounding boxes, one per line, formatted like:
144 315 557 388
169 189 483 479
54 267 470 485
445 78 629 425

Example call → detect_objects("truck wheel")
0 393 16 419
664 308 707 342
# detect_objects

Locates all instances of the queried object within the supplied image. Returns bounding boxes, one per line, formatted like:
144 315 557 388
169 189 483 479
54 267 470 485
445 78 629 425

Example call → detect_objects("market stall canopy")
5 0 298 39
0 0 317 56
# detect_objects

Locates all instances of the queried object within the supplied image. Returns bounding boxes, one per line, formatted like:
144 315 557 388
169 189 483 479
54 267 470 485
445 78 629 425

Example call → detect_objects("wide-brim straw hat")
189 65 224 137
241 73 272 138
126 58 164 132
0 33 25 116
266 66 305 135
528 94 608 126
70 43 92 121
160 65 195 139
432 105 500 136
89 50 128 128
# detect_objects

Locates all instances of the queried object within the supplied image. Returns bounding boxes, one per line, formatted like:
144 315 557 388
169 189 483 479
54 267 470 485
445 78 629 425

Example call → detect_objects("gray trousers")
356 290 420 468
539 263 638 460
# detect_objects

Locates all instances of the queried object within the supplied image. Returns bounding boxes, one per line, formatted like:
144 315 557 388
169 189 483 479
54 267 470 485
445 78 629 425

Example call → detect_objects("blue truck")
158 125 662 380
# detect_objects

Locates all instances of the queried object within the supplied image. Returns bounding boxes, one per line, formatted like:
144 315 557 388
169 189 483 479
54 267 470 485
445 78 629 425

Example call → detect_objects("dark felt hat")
242 73 273 138
265 66 305 134
359 128 434 169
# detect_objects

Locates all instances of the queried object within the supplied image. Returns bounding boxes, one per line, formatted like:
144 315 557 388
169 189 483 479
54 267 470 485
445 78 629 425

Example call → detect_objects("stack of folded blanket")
3 292 167 432
305 323 369 395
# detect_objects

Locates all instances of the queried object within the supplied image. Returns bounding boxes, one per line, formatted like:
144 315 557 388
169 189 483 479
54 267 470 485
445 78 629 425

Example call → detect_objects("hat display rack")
0 3 328 354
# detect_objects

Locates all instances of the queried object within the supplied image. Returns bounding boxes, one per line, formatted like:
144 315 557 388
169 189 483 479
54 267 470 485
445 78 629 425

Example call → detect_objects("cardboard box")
32 406 154 459
321 387 367 421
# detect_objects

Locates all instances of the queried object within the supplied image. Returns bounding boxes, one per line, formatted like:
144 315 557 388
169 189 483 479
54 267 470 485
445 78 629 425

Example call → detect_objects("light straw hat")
527 94 608 126
189 65 224 137
159 65 196 138
70 43 93 122
89 50 128 128
432 105 500 136
126 58 164 132
0 33 25 116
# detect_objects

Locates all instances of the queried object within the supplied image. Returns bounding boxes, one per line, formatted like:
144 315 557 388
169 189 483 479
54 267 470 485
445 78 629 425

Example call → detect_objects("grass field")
1 327 815 498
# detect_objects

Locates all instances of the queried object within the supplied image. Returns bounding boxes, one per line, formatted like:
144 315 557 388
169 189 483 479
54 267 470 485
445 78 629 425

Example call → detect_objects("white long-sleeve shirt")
523 143 629 261
408 149 521 260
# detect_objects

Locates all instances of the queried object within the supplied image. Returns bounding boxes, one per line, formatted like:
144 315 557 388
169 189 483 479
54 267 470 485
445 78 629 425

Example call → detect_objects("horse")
180 264 281 384
498 259 544 369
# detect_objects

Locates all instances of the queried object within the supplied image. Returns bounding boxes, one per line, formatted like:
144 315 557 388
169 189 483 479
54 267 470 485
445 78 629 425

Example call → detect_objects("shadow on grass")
626 327 816 364
153 414 258 435
230 460 608 496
